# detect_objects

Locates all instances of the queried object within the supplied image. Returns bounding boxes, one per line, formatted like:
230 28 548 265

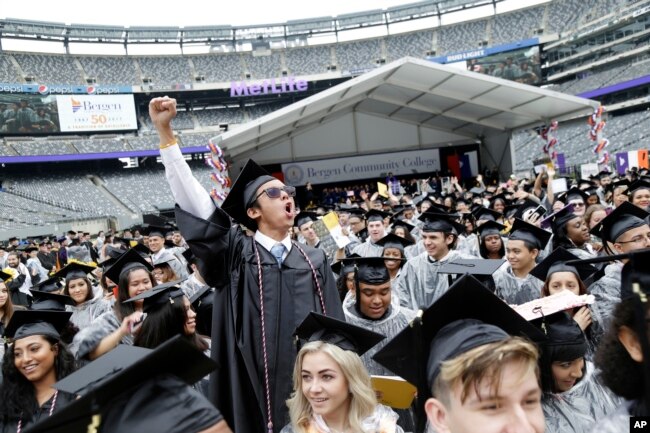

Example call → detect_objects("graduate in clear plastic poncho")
394 212 476 310
592 249 650 433
531 311 621 433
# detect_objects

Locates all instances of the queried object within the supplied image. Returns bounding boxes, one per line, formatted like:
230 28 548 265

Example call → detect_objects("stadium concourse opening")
215 57 600 180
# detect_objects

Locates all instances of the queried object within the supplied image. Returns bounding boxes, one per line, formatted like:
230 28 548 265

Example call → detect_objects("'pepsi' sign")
0 82 132 94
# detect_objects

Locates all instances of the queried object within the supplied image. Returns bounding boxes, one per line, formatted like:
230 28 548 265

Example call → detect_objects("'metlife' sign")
230 76 308 97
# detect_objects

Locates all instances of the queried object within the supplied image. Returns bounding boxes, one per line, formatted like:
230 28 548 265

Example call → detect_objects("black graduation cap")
530 311 587 393
545 203 578 231
29 290 75 311
143 225 169 238
613 178 630 189
53 262 97 282
123 280 186 312
558 187 588 204
189 285 213 310
104 248 154 284
294 211 319 229
294 312 385 356
590 201 649 243
339 256 394 285
221 159 278 232
347 208 367 219
476 220 506 238
24 245 38 253
372 275 546 399
509 218 552 250
438 259 506 280
374 233 414 252
418 212 464 235
503 203 521 219
25 336 218 433
390 218 415 233
473 206 502 222
4 309 73 341
529 247 598 283
330 253 360 276
530 310 587 359
489 193 510 207
30 276 62 293
628 180 650 195
366 209 390 223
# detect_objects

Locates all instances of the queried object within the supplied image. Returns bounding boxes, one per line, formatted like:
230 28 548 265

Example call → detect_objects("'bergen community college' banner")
282 149 441 186
56 94 137 133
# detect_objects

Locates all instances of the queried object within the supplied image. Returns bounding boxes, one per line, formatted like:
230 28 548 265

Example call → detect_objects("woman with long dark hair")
70 249 156 361
0 310 76 432
130 281 210 395
53 262 111 330
0 272 15 337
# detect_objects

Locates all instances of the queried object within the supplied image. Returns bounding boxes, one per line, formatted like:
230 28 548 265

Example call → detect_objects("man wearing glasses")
149 97 343 433
588 201 650 324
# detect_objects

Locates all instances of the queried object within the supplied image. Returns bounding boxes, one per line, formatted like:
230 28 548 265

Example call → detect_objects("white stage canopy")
214 57 599 180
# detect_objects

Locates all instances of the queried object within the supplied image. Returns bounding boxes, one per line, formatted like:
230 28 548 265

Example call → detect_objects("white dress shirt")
160 144 291 258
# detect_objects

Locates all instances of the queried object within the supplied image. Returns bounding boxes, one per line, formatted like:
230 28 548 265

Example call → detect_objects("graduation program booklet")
371 375 416 409
312 212 351 259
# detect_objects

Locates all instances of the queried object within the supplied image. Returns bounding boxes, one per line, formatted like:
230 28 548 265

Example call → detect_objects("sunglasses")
255 185 296 201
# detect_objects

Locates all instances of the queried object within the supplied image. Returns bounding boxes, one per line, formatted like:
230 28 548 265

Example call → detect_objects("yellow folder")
371 375 416 409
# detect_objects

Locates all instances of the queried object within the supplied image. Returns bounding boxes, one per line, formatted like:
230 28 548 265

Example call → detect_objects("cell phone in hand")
130 313 147 334
532 205 546 219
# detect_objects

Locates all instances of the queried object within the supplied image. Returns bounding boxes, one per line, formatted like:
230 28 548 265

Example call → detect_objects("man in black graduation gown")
150 96 344 433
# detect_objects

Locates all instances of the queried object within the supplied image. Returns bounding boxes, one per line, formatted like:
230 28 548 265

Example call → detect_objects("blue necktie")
271 243 286 267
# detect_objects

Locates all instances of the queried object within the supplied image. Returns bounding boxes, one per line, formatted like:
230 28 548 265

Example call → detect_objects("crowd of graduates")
0 95 649 433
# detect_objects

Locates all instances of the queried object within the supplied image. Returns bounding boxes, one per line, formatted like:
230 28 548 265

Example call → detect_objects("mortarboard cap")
5 309 72 341
558 187 588 204
366 209 390 223
221 159 278 232
143 225 169 238
123 280 185 312
509 218 552 250
613 178 630 189
590 201 649 243
375 233 414 252
372 275 546 399
476 220 506 238
294 211 319 229
347 208 367 219
529 247 597 283
628 180 650 195
330 253 360 276
29 290 75 311
189 285 213 310
390 218 415 233
545 203 578 232
473 207 502 222
438 259 506 279
30 276 62 293
53 261 97 282
340 256 392 285
26 336 218 433
294 312 385 356
104 248 153 285
418 212 464 235
530 310 588 360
